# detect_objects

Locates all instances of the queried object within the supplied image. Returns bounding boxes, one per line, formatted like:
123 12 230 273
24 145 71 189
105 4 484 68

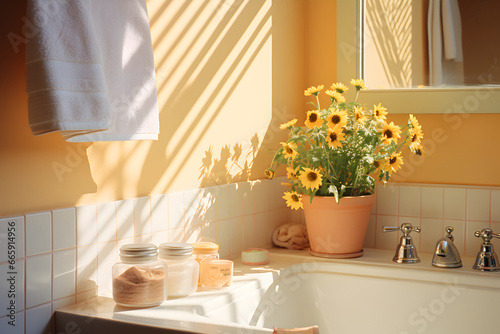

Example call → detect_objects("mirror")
362 0 500 89
336 0 500 114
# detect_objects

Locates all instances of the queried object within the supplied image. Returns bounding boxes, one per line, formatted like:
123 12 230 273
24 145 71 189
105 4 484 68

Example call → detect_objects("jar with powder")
192 242 219 285
112 243 167 307
159 242 199 298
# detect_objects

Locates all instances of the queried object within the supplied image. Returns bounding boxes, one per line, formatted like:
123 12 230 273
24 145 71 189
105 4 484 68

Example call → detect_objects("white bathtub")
56 248 500 334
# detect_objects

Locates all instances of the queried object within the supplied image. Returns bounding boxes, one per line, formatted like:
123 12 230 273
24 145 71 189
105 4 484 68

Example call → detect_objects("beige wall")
1 0 499 217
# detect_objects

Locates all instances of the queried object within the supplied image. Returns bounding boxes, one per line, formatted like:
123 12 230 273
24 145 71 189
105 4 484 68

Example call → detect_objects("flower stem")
354 89 360 103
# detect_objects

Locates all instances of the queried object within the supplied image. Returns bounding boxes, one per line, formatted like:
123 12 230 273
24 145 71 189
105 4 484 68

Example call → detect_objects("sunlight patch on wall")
148 0 272 193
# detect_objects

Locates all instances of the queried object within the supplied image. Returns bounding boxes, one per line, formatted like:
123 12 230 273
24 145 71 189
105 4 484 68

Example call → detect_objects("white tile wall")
151 194 168 233
134 197 151 236
376 184 399 215
26 254 51 308
76 205 97 247
52 250 75 300
25 303 51 334
168 191 185 229
52 208 75 251
116 199 134 240
25 212 51 256
421 187 443 219
444 188 466 220
97 202 116 243
467 189 490 221
2 179 500 333
364 184 500 258
76 244 97 294
229 184 243 218
399 186 421 217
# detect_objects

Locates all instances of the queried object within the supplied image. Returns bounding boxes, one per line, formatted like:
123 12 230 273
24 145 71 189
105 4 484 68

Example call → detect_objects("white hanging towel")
26 0 159 142
427 0 464 86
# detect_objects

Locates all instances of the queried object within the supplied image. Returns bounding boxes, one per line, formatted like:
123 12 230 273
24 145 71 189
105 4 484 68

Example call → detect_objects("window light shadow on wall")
199 133 260 187
90 0 272 203
364 0 414 88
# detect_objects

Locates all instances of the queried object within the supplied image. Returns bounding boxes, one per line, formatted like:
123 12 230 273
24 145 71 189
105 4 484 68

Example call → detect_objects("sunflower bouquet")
265 79 424 210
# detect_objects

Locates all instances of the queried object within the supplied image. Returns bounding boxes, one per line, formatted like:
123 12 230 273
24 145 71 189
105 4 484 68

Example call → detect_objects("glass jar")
112 243 167 307
192 242 219 286
200 259 234 289
159 242 199 298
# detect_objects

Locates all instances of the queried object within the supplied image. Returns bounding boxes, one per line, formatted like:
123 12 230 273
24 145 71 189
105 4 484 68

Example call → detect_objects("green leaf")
328 185 339 204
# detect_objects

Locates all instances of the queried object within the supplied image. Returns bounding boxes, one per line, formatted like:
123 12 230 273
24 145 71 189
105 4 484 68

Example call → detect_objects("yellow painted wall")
305 0 337 108
0 0 305 217
1 0 499 217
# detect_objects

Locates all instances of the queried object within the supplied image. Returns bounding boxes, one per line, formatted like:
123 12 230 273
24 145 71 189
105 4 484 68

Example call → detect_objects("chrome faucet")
383 223 421 263
473 228 500 271
432 226 462 268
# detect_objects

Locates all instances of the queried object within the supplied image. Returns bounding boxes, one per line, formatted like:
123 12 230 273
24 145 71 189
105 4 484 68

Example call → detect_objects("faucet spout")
434 240 448 256
432 226 462 268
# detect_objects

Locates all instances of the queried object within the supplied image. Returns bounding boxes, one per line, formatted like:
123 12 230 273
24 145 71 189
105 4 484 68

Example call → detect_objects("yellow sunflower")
279 118 298 130
331 82 349 93
281 141 298 159
373 103 388 121
265 169 274 179
385 152 404 174
304 110 324 129
298 168 323 191
286 166 299 180
350 78 367 90
354 106 366 123
282 191 303 210
325 90 346 103
381 122 402 145
409 114 420 129
304 85 324 96
408 125 424 150
326 125 345 148
326 109 348 128
410 143 425 156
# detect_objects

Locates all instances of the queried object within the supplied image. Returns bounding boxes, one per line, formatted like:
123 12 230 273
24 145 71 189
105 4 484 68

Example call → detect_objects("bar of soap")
241 248 269 265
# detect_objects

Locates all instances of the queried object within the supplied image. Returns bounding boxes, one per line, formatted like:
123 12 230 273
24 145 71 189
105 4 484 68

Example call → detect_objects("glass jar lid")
192 242 219 254
159 242 193 258
119 243 158 263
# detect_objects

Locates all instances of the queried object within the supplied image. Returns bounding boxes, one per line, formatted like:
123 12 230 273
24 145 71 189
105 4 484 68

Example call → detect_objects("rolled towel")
273 325 319 334
272 224 309 250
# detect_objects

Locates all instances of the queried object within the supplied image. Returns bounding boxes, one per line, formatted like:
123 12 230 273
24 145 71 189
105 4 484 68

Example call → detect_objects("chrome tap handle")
473 228 500 271
383 223 421 264
383 223 420 236
474 228 500 244
445 226 454 241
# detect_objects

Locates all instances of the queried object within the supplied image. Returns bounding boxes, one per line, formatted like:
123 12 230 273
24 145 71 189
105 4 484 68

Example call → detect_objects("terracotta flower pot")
302 194 375 258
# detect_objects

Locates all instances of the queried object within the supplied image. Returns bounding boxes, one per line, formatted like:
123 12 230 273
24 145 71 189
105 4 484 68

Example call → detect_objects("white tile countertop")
54 248 500 334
